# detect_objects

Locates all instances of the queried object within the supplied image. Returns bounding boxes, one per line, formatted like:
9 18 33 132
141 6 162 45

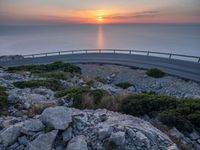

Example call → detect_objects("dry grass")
98 93 130 111
28 102 57 117
81 93 95 109
83 77 96 86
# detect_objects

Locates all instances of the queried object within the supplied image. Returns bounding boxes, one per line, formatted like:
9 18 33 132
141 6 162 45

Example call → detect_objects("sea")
0 24 199 56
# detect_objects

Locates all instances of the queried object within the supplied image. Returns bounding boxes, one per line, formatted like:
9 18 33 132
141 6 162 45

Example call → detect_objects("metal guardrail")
1 49 200 63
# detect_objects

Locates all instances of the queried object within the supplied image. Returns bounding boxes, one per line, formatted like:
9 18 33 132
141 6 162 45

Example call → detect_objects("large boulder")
21 119 45 135
26 130 58 150
66 135 88 150
40 106 72 130
0 123 22 147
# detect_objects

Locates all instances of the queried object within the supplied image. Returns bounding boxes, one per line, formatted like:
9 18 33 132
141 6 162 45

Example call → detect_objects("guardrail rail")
1 49 200 63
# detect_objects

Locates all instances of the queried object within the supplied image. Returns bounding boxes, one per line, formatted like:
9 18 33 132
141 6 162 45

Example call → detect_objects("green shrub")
7 61 81 74
89 89 108 105
187 111 200 131
95 77 107 84
121 93 177 116
34 72 73 80
13 79 64 91
115 82 134 89
0 86 8 109
56 88 108 109
120 93 200 133
146 68 165 78
55 87 88 98
158 109 193 133
177 99 200 114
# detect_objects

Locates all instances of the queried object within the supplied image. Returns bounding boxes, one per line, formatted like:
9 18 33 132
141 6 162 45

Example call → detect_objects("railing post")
59 52 61 55
198 57 200 63
99 49 101 53
147 51 150 56
45 53 48 57
169 54 172 59
129 50 131 54
114 50 115 54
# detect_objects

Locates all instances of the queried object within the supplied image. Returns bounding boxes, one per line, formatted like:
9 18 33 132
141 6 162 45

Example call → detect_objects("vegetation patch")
121 93 200 133
115 82 134 89
146 68 165 78
7 61 81 78
95 77 107 84
33 72 74 80
0 86 8 114
13 79 64 91
55 87 108 109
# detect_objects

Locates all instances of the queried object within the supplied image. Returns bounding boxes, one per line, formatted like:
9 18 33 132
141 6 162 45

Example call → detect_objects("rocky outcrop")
8 87 55 109
0 107 177 150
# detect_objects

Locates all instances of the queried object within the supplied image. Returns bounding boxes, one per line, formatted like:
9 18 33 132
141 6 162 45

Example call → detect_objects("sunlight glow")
97 16 103 22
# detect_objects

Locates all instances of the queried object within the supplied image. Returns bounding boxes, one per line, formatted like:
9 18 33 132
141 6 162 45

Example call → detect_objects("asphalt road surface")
0 53 200 82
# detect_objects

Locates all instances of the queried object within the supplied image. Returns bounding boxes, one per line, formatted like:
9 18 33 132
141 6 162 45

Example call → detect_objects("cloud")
105 10 159 19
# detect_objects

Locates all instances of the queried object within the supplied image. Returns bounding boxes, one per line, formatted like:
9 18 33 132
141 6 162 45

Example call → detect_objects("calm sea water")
0 24 199 56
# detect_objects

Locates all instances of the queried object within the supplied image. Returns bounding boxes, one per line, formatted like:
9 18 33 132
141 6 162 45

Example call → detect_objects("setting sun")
97 16 103 22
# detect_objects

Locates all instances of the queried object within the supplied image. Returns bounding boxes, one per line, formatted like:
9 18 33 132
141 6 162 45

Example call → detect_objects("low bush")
115 82 134 89
13 79 64 91
158 109 193 133
89 89 108 105
56 87 89 108
34 72 73 80
95 77 107 84
0 86 8 109
187 112 200 132
7 61 81 74
120 93 200 133
121 93 177 116
146 68 165 78
56 87 108 109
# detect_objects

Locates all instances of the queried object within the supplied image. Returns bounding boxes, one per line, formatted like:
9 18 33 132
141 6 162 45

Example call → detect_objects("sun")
97 16 103 22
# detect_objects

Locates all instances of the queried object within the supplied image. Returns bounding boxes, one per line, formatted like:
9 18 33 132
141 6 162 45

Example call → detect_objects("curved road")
0 53 200 82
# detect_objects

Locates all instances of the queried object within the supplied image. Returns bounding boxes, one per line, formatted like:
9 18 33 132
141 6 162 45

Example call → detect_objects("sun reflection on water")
97 25 104 49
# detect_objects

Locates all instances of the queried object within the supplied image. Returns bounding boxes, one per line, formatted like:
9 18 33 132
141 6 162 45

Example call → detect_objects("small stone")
197 139 200 144
62 127 72 142
126 127 136 139
18 136 28 146
189 131 200 140
8 142 19 149
135 131 150 149
98 127 113 140
21 119 44 135
66 135 88 150
26 130 58 150
109 131 125 146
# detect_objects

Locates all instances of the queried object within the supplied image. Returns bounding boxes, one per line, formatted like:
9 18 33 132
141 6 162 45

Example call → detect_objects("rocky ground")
0 64 200 150
79 64 200 98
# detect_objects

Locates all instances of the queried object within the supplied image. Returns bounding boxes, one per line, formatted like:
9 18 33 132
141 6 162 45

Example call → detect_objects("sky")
0 0 200 25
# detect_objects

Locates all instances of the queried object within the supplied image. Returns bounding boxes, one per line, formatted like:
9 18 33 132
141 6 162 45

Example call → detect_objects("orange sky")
0 0 200 25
